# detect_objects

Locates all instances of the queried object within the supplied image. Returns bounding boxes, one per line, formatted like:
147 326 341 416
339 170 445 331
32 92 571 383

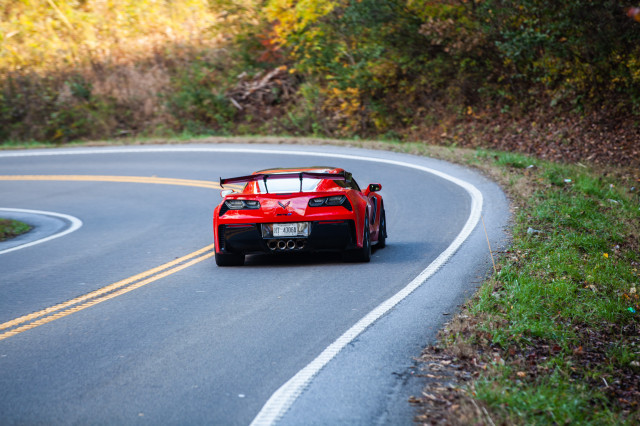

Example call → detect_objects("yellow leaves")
297 0 338 27
266 0 341 45
466 106 481 119
625 56 640 84
1 0 220 73
603 253 609 259
322 86 362 135
333 87 361 114
44 0 74 32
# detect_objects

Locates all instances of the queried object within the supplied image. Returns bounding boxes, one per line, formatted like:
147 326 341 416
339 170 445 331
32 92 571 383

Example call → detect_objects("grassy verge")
0 219 32 241
415 150 640 424
1 136 638 422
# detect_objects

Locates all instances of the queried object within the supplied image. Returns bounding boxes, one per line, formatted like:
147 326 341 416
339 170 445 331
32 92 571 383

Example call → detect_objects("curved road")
0 144 509 425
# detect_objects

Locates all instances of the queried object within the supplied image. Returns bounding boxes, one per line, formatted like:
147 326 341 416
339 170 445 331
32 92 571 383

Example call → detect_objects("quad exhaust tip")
268 239 305 251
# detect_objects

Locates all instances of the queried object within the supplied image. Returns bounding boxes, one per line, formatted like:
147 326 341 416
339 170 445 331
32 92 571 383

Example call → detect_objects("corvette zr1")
213 167 386 266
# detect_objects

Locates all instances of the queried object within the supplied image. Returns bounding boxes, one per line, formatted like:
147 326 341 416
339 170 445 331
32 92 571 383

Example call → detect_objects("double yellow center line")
0 245 215 341
0 175 228 190
0 174 242 341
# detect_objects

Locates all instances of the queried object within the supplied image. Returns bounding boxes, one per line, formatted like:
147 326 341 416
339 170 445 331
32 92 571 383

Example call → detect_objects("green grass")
475 369 620 425
458 152 640 424
0 219 32 241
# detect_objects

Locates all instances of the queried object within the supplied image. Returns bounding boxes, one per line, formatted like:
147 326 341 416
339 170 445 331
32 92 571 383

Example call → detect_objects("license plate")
273 223 299 237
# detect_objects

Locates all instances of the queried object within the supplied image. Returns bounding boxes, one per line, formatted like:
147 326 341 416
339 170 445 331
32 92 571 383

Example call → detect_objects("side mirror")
367 183 382 193
220 189 235 198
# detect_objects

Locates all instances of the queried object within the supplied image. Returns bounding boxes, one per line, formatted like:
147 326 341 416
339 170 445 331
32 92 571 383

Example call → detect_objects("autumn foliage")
1 1 639 164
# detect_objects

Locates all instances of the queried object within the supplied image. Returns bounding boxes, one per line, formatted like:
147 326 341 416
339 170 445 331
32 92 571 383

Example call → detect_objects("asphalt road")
0 144 510 425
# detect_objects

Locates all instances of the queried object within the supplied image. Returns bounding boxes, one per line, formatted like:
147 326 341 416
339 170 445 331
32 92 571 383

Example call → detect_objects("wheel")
377 208 386 248
344 216 371 262
215 252 245 266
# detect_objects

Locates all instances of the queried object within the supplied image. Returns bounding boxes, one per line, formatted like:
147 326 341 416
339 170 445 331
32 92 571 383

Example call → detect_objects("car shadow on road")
238 242 426 267
243 251 344 267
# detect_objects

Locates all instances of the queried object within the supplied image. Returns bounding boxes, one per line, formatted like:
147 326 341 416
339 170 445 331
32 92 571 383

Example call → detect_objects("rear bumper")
216 220 357 254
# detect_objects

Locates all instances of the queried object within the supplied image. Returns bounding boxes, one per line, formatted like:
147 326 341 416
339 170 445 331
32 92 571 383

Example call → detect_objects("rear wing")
220 171 349 193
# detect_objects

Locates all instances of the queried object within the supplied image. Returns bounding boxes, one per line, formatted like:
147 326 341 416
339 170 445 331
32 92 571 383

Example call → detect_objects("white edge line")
0 208 83 255
0 146 483 424
249 153 482 425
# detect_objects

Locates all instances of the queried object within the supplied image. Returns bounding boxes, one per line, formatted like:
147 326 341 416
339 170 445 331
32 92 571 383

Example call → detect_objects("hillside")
1 1 639 166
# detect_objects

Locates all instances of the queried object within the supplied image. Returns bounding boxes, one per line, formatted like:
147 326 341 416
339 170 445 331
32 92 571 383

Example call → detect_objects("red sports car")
213 167 386 266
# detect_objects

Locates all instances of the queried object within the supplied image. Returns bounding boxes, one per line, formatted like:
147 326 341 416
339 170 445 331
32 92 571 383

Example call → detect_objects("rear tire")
344 216 371 262
377 208 386 248
215 252 245 266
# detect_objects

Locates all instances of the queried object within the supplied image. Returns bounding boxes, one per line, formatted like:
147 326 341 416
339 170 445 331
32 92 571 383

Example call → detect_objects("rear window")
256 177 321 193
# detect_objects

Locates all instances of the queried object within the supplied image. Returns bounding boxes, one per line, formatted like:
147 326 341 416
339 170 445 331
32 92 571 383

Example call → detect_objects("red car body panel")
212 167 385 263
